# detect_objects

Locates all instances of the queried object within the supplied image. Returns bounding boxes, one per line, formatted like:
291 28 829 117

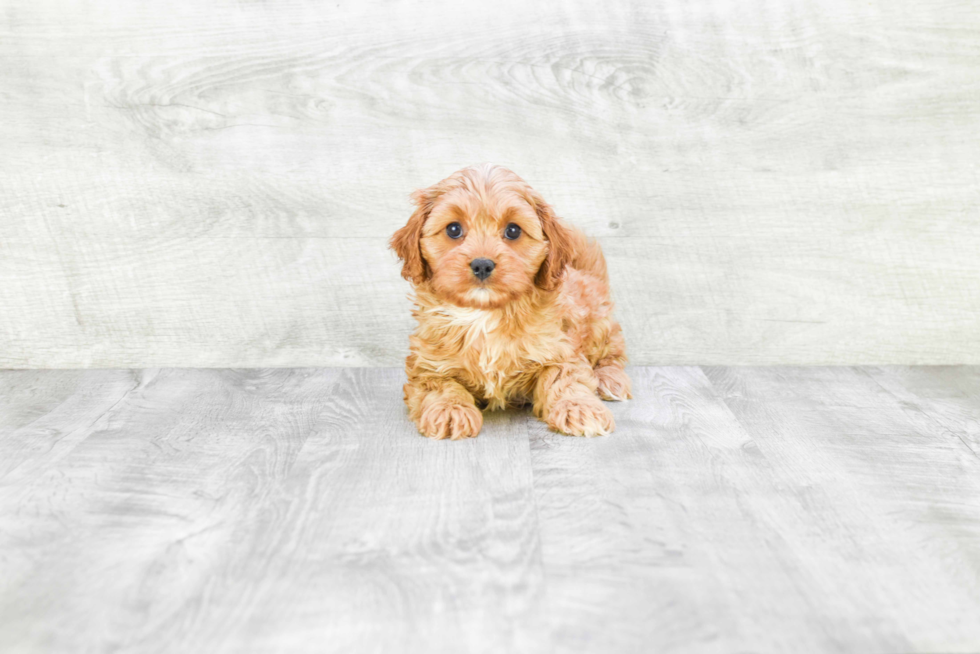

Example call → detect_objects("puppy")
390 164 631 439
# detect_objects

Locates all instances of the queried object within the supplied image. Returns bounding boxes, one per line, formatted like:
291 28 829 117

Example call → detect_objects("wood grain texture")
0 368 545 653
2 0 980 367
2 366 980 653
701 365 980 653
863 366 980 457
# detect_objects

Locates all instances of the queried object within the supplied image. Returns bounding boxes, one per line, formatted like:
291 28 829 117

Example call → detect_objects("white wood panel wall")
1 0 978 367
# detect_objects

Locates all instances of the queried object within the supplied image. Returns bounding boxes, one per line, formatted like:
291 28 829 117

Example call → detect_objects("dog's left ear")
527 188 575 290
389 189 434 285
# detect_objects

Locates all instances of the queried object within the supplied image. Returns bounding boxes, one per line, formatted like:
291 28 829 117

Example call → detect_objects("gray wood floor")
2 366 979 653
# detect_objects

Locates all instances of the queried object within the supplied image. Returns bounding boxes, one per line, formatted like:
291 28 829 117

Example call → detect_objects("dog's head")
390 164 574 308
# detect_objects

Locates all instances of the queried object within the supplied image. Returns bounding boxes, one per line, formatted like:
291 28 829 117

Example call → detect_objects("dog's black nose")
470 258 495 281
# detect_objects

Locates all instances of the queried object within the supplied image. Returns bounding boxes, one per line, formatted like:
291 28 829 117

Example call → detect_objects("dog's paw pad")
418 402 483 440
596 366 632 402
547 397 614 437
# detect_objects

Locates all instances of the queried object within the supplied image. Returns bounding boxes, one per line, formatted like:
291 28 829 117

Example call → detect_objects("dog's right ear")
389 189 434 284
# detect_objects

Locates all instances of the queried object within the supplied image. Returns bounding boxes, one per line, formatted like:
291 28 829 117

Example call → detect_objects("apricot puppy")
390 164 631 439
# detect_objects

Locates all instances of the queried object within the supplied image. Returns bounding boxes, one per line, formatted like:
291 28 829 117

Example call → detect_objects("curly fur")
391 164 631 439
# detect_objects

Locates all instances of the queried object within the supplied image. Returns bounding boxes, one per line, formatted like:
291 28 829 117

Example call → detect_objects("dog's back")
565 225 610 284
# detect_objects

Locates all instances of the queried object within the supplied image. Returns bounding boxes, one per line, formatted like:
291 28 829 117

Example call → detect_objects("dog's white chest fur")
435 305 529 408
439 305 499 333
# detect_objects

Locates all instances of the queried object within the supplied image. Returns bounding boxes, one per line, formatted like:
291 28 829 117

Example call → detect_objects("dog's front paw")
596 365 632 401
546 396 615 437
417 401 483 440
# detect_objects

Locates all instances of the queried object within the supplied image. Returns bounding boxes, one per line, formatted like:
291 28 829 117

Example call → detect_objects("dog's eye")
504 223 522 240
446 222 463 239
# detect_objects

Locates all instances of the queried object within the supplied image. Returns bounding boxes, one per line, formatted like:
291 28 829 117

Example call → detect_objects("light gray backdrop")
2 0 978 368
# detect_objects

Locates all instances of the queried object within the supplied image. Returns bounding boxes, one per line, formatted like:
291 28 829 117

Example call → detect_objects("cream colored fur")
391 164 630 439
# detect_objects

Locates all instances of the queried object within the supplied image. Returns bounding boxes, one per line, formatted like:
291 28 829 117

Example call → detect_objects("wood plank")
0 369 140 480
2 0 980 366
0 368 544 653
3 367 980 651
531 366 933 653
0 237 416 368
0 369 334 652
205 369 544 654
528 366 761 653
702 365 980 652
864 366 980 457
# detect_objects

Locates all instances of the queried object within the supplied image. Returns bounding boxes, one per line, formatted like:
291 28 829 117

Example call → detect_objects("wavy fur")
390 164 630 439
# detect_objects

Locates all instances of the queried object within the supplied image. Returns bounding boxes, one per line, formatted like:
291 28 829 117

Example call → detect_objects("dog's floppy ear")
528 189 575 290
390 189 434 284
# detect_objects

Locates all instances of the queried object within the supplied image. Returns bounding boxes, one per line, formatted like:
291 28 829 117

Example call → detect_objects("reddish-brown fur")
390 164 631 439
